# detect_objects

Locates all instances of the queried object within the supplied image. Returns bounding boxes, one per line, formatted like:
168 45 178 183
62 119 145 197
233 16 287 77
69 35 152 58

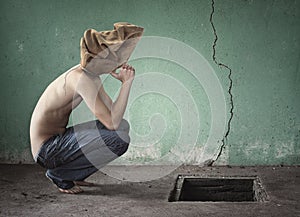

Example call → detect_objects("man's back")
30 65 83 158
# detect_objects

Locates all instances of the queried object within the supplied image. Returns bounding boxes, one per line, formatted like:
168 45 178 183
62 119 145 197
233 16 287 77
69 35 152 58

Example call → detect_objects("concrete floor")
0 164 299 217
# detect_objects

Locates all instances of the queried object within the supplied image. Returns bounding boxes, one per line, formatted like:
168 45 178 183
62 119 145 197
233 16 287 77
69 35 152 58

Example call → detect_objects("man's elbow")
98 118 120 131
105 123 118 131
95 112 121 131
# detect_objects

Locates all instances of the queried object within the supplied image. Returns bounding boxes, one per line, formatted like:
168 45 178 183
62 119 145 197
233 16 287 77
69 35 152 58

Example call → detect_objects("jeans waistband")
36 155 45 168
34 135 58 167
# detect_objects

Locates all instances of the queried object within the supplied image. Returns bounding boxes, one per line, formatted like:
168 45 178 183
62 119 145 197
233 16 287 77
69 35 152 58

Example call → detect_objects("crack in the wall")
209 0 234 166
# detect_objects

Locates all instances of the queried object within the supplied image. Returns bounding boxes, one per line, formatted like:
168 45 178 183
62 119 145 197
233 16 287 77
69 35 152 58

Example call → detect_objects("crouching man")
29 22 144 194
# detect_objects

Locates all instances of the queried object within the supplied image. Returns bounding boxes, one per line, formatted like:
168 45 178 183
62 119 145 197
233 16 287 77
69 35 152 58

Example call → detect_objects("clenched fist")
110 63 135 84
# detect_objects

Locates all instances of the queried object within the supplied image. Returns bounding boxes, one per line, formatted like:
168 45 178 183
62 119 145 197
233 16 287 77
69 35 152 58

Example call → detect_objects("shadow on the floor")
79 183 167 200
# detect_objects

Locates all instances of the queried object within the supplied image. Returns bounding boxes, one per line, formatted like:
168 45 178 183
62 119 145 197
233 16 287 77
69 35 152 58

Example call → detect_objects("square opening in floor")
168 175 268 202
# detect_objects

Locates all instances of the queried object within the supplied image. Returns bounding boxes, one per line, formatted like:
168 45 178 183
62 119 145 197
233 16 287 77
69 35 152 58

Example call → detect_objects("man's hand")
110 63 135 83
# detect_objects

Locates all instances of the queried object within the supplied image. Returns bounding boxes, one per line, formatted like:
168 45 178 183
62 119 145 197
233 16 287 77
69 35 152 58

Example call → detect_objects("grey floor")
0 164 299 217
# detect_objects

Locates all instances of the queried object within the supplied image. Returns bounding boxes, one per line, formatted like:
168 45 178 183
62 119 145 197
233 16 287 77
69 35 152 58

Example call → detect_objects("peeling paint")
182 146 204 164
0 148 33 164
16 40 24 52
124 145 161 162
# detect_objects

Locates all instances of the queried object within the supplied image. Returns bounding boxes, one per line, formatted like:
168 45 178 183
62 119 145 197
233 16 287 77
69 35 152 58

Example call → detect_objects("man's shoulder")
43 65 83 96
62 65 85 86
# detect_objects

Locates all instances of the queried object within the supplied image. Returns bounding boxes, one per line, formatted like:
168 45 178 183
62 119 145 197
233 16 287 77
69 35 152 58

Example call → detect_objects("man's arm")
76 64 134 130
94 77 113 110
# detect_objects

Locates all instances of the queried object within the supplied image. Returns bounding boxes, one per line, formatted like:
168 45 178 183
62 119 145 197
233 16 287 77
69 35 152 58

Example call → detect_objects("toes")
58 186 83 194
73 187 83 193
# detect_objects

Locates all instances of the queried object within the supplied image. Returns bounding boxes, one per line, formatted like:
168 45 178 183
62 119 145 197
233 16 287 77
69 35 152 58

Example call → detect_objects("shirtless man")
30 23 144 194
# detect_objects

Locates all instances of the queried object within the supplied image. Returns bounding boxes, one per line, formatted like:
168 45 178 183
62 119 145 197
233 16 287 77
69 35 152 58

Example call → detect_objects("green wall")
0 0 299 165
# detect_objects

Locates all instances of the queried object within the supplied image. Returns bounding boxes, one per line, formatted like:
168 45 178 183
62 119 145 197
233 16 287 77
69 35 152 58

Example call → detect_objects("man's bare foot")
74 181 95 186
58 185 83 194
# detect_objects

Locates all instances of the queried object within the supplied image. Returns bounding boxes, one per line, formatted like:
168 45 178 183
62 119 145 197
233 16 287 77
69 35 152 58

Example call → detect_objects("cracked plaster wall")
0 0 299 165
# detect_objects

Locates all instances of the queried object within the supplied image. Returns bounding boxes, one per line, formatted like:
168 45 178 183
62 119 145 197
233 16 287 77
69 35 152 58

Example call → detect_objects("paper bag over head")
80 22 144 69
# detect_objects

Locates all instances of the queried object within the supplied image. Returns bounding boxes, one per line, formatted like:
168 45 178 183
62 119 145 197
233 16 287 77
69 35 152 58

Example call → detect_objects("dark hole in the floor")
168 175 268 202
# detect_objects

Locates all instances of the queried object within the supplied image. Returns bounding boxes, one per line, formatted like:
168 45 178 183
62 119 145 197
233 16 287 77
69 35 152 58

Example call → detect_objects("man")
30 22 144 194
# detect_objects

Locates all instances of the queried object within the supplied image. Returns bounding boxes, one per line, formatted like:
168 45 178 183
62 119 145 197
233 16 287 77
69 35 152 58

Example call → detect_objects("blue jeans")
34 119 130 190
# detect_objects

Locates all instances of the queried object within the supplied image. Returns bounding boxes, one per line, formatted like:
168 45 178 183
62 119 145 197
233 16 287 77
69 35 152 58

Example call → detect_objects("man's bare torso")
30 65 85 158
30 62 133 159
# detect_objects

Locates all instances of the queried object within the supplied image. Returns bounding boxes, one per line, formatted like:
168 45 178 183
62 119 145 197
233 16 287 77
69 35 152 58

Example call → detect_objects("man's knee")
113 131 130 156
117 119 130 133
117 130 130 143
116 142 129 156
